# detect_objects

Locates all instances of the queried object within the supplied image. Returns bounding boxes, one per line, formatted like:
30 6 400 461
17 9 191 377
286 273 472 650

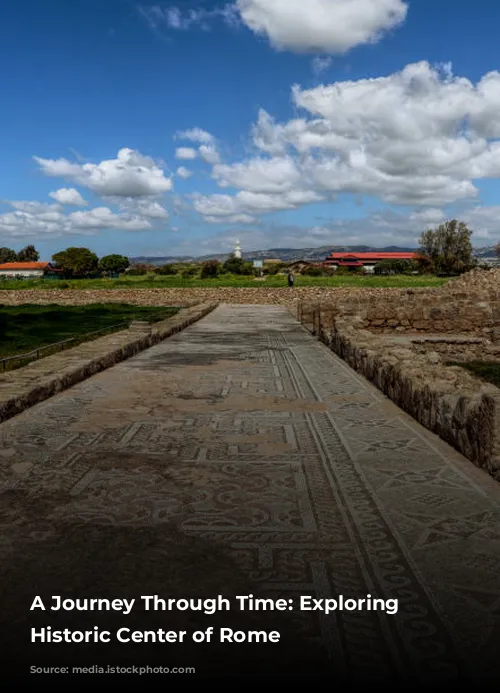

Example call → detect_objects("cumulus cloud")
49 187 87 206
118 199 170 220
248 62 500 205
0 201 153 239
141 1 407 54
193 188 323 220
199 144 221 164
236 0 408 54
34 148 173 197
175 147 198 160
176 166 193 179
212 156 304 193
176 127 215 144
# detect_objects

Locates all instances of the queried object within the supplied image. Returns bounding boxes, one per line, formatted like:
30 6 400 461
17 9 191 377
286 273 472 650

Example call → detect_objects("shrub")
221 256 253 275
155 264 177 275
200 260 221 279
301 265 324 276
265 263 283 275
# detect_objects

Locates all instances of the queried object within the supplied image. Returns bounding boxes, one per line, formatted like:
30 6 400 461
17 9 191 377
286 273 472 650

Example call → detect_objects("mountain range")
131 245 498 265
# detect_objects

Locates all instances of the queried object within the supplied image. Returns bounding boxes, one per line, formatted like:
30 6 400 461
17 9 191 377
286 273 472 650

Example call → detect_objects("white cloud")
49 187 87 206
199 144 221 164
68 207 152 231
236 0 408 54
177 127 215 144
34 148 173 197
0 200 163 239
212 156 303 193
193 188 323 220
204 213 257 224
176 166 193 179
118 199 170 220
141 1 407 55
245 62 500 206
175 147 198 160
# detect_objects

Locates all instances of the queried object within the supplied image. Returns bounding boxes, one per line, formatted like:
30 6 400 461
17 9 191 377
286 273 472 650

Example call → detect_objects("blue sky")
1 0 500 260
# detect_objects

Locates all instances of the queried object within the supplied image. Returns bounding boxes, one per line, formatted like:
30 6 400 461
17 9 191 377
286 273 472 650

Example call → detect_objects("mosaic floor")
1 305 499 680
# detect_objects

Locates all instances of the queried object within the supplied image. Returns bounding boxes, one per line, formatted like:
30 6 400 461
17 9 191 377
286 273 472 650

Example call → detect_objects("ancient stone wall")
0 302 217 425
315 316 500 481
297 268 500 481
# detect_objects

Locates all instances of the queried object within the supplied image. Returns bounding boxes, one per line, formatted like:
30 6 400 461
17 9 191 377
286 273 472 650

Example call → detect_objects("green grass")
0 273 449 290
448 361 500 388
0 303 179 360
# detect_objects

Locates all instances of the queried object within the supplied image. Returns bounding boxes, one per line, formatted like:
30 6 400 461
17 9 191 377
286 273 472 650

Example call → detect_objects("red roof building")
0 262 61 277
325 251 418 272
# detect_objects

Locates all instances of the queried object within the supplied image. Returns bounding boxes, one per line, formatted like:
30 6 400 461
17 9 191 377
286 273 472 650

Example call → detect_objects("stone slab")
0 305 499 681
0 302 216 424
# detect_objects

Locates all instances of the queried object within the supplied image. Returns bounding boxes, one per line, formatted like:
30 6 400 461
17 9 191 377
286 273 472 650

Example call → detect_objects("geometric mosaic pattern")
1 304 500 680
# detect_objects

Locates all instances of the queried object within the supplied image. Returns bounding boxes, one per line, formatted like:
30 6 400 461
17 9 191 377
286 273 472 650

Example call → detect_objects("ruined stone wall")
300 269 500 338
316 316 500 481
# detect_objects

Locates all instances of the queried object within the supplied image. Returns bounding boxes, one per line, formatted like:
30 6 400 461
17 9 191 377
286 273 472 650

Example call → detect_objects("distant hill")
131 244 495 265
131 245 417 265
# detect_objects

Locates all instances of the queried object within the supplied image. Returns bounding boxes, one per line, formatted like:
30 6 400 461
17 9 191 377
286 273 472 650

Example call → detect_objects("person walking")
288 270 294 287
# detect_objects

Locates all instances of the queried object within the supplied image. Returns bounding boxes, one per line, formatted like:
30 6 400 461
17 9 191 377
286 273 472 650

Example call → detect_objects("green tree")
200 260 221 278
222 256 253 275
17 245 40 262
52 247 99 276
98 254 130 273
419 220 476 275
0 247 18 263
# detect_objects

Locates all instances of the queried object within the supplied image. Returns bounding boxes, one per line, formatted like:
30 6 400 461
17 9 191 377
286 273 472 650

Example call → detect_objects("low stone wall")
0 285 426 309
314 316 500 482
0 302 217 424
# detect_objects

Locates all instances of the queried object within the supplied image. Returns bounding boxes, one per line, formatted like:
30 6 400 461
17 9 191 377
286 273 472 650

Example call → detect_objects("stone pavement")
1 305 499 681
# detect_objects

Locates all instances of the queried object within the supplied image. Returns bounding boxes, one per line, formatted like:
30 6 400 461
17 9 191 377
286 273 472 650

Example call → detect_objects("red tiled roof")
0 262 50 270
327 252 417 261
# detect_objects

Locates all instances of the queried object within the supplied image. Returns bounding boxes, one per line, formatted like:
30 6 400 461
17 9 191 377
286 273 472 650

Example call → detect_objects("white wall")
0 269 45 278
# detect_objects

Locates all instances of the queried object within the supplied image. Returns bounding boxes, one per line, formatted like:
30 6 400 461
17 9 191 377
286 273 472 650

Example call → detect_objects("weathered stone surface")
316 315 499 480
0 305 500 681
0 302 216 424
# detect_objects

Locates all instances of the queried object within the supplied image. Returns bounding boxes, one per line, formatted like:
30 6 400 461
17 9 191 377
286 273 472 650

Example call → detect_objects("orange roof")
0 262 50 270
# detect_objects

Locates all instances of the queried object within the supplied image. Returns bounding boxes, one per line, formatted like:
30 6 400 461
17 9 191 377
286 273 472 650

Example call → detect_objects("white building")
234 239 242 259
0 261 52 278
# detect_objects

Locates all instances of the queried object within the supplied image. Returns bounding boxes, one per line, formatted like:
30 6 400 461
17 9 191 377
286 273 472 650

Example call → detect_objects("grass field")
450 361 500 388
0 273 449 290
0 304 178 359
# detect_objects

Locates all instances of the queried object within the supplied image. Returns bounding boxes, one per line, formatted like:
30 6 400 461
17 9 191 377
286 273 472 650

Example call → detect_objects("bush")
127 267 147 276
200 260 221 279
221 256 253 275
301 265 324 276
155 264 177 275
265 263 283 275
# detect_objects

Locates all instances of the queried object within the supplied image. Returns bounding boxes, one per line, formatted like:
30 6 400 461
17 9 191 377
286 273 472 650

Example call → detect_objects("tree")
374 259 418 275
419 220 476 275
98 254 130 274
0 247 18 263
222 256 253 275
52 247 99 276
200 260 221 278
17 245 40 262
